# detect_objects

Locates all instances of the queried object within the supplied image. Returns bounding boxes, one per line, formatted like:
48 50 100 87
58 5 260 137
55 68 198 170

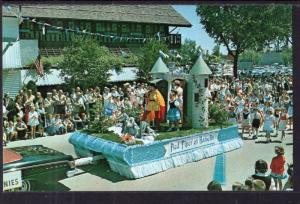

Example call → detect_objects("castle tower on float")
186 54 212 128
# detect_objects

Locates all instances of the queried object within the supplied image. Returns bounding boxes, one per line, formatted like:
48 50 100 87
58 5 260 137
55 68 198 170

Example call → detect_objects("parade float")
69 55 243 179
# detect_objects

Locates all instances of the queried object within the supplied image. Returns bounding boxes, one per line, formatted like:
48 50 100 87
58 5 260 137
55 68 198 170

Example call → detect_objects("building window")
145 25 151 34
85 22 91 32
106 23 111 32
57 21 63 27
112 23 117 32
68 21 75 29
122 24 129 33
160 25 165 33
136 24 142 33
96 23 105 32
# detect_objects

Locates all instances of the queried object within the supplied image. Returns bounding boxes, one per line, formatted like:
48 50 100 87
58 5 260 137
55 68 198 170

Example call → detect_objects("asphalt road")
6 127 293 191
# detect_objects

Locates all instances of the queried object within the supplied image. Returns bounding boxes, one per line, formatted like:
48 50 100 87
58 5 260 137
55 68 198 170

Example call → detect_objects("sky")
172 5 227 54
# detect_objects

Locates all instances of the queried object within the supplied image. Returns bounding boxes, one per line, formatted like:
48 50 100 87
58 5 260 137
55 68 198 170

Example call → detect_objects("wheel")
19 179 31 191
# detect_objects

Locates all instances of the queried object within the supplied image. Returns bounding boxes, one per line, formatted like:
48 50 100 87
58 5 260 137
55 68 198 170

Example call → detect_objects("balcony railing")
19 31 182 49
167 34 181 49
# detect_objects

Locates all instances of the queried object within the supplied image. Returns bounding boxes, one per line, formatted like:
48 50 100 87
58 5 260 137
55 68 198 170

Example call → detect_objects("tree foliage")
212 44 220 57
178 39 203 65
209 103 229 127
196 5 292 77
239 50 262 65
281 47 292 66
60 36 123 89
137 39 169 81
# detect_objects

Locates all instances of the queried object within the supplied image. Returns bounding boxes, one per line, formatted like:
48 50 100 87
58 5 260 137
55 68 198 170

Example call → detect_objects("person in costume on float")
167 90 181 131
146 83 166 131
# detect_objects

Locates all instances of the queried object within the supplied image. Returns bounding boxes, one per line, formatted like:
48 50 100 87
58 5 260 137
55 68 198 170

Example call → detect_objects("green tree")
239 50 262 65
60 36 123 89
137 39 169 81
196 5 292 77
178 39 203 65
212 44 220 57
282 47 292 66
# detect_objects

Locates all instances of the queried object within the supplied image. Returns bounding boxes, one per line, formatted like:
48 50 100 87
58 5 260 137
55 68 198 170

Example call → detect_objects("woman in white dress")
27 106 39 139
263 110 275 143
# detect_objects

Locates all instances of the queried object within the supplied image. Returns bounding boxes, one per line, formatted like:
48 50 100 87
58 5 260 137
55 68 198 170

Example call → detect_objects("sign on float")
164 131 219 157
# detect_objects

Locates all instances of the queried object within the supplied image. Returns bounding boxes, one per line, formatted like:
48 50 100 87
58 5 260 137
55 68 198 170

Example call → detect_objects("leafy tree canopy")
239 50 262 65
196 5 292 77
59 36 123 89
137 39 169 81
178 39 203 65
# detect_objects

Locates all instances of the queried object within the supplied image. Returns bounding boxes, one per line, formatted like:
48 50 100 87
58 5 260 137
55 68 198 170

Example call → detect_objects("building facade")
3 4 191 51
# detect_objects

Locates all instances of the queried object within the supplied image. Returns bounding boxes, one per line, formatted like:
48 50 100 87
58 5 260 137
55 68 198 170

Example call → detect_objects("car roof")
3 148 23 164
3 145 73 171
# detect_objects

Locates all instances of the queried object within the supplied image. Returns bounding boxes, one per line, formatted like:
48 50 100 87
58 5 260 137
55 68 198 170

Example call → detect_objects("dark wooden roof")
3 4 191 27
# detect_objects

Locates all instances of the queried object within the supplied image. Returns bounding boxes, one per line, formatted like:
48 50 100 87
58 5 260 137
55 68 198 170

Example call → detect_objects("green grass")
84 132 144 145
80 122 235 145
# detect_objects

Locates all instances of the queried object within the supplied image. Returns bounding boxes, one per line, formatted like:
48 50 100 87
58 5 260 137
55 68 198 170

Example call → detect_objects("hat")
47 92 52 96
275 146 284 155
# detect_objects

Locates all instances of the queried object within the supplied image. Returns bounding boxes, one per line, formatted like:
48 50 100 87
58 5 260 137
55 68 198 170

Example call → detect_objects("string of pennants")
20 16 174 43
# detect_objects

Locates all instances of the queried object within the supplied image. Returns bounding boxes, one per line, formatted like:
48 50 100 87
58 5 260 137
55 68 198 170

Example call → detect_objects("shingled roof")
3 4 191 27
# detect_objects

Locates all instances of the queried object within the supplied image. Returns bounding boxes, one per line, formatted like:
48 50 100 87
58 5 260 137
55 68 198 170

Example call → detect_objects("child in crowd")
251 107 262 140
278 108 288 142
274 107 281 136
15 117 27 139
228 106 237 123
54 114 66 134
6 121 18 141
63 114 74 133
27 105 39 139
241 107 252 138
270 146 286 190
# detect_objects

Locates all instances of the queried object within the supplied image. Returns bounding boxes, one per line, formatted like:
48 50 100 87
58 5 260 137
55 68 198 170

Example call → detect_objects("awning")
21 67 139 86
109 67 138 82
21 69 66 86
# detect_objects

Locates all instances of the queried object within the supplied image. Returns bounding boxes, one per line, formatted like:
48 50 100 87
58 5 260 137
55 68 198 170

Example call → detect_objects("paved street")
6 127 293 191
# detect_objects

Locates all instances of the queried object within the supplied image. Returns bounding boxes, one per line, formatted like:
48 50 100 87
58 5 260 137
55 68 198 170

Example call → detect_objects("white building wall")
2 17 19 40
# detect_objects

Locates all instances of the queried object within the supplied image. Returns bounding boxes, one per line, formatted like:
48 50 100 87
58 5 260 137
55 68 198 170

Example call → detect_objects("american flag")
34 52 44 76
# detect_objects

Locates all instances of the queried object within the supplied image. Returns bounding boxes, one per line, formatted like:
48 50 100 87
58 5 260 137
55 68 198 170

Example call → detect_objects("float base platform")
69 125 242 179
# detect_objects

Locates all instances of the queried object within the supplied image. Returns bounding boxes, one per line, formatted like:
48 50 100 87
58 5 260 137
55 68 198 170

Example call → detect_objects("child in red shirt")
270 146 287 190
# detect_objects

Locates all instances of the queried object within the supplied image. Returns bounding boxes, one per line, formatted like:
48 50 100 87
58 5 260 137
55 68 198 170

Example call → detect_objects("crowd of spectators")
208 75 293 142
3 74 292 145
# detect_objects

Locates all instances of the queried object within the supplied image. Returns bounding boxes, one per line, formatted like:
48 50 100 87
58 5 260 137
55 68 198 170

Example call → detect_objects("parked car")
3 145 75 191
